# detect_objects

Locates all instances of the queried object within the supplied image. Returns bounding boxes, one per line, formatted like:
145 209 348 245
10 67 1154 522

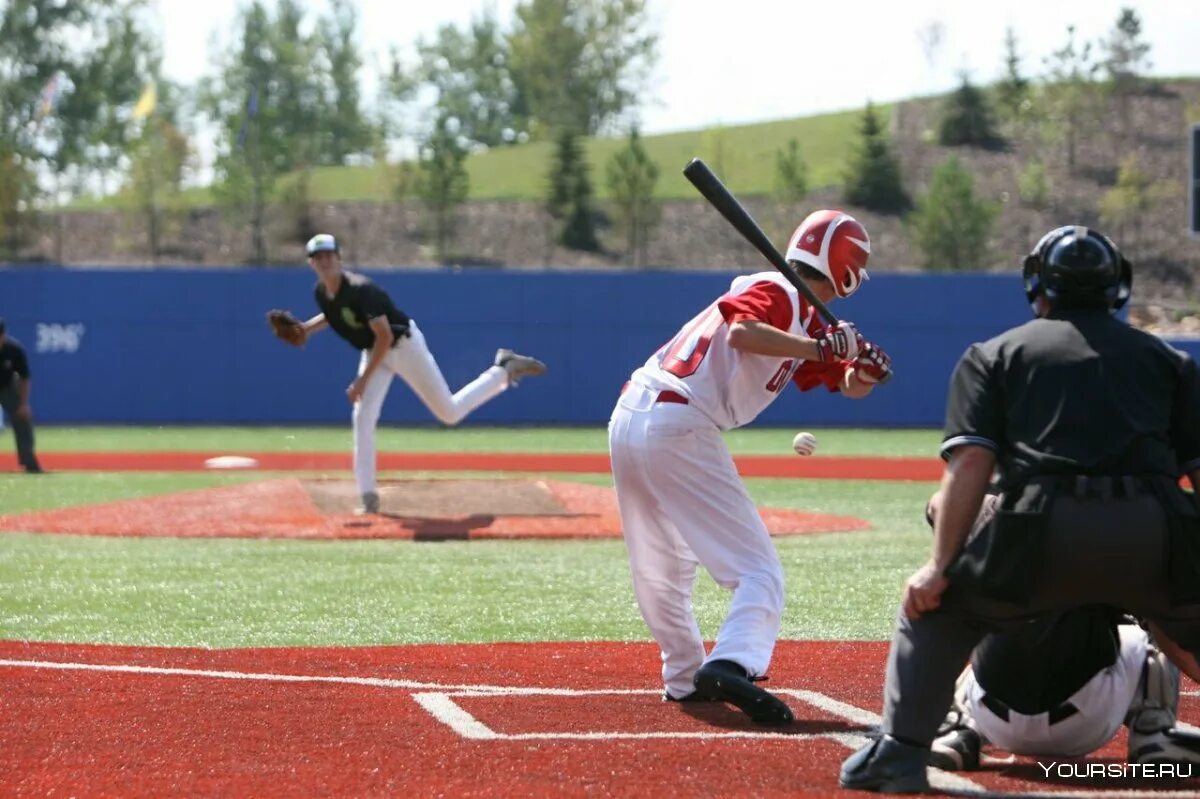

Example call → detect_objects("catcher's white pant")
354 320 508 495
608 382 785 699
966 625 1148 757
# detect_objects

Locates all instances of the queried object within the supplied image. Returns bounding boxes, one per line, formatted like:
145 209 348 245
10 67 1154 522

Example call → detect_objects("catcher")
267 233 546 514
922 490 1200 772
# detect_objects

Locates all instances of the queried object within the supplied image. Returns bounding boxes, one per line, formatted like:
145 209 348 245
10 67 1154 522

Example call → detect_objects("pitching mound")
0 478 870 541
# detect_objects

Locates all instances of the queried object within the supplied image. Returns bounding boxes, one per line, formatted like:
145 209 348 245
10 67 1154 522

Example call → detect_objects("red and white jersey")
629 272 853 430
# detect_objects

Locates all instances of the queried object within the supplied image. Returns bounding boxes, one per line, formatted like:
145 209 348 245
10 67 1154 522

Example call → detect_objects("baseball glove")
267 309 306 347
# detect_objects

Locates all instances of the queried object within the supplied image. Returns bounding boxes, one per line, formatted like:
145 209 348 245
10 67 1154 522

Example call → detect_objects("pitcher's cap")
305 233 338 256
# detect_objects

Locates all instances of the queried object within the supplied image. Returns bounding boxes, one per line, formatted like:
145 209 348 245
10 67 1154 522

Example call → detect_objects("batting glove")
854 342 892 383
814 321 862 363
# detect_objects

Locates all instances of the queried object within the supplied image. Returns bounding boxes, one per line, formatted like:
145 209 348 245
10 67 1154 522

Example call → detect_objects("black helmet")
1022 225 1131 313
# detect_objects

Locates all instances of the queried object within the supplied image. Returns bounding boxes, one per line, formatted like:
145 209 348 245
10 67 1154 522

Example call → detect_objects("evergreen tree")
843 103 909 213
938 72 1003 149
416 115 470 263
908 156 997 271
995 27 1030 123
546 129 598 251
1042 25 1100 175
773 138 808 204
605 127 659 266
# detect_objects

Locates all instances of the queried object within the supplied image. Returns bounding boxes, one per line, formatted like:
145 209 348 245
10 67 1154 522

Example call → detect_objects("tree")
124 78 191 258
843 103 909 214
605 127 659 266
1099 155 1161 256
1042 25 1100 175
203 1 283 264
938 72 1003 149
773 138 808 204
320 0 374 162
508 0 657 137
419 11 527 147
1103 7 1152 145
546 129 598 250
995 27 1030 124
1103 8 1152 96
0 0 155 255
416 116 469 263
1016 160 1051 210
908 156 997 271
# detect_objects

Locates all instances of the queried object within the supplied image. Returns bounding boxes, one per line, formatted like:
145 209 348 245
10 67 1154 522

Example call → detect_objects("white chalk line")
3 657 1195 796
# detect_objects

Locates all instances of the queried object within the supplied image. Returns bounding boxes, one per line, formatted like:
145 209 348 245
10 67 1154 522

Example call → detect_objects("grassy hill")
71 105 885 210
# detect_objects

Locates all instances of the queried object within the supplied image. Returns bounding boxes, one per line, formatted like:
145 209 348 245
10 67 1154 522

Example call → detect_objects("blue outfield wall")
2 266 1197 426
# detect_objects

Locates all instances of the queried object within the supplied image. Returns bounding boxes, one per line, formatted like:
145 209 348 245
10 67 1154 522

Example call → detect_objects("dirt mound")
0 477 870 541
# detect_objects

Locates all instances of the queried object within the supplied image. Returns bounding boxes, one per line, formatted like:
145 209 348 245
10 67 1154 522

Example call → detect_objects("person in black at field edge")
0 318 43 474
274 234 546 515
840 225 1200 793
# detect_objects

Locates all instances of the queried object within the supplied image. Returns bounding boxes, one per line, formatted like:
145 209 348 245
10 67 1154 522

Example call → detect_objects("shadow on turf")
676 702 866 736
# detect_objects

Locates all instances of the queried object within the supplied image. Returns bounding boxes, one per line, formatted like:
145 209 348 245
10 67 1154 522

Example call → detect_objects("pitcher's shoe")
692 659 794 724
495 349 546 386
355 491 380 515
840 734 930 793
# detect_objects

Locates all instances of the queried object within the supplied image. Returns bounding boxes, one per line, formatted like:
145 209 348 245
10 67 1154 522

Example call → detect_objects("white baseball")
792 431 817 456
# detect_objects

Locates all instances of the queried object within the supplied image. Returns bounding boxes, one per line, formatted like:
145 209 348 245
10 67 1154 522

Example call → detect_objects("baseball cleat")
663 690 720 703
495 348 546 386
928 726 982 771
692 659 794 724
1128 727 1200 765
840 735 931 793
355 491 380 515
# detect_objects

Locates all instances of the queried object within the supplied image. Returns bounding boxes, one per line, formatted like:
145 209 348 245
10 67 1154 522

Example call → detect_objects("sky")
155 0 1200 137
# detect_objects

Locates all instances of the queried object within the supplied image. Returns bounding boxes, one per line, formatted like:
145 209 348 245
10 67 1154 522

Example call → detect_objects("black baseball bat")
682 157 839 325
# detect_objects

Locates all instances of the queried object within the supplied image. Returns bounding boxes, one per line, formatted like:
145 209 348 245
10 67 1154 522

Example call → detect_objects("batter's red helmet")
785 210 871 298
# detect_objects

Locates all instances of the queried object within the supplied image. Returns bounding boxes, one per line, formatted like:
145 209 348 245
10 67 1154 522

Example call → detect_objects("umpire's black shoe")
840 735 930 793
928 726 981 771
692 659 794 724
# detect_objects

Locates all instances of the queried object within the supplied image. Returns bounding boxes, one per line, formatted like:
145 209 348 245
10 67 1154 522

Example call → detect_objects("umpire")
0 317 43 474
840 226 1200 793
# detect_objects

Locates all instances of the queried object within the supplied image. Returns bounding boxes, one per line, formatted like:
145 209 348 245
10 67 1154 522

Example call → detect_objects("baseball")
792 431 817 456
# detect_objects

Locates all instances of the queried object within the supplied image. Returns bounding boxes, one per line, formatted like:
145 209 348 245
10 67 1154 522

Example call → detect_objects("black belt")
1025 474 1158 500
980 693 1079 725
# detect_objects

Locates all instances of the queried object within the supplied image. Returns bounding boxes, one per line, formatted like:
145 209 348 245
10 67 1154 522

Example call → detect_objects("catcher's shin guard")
1126 645 1180 735
1126 642 1198 765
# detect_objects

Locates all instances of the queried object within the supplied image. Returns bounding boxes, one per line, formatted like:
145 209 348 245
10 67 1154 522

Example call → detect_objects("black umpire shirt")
971 607 1121 714
0 338 31 390
942 308 1200 489
315 271 411 351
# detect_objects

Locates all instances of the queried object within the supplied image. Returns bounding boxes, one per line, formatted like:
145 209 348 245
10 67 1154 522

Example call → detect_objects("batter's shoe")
663 690 720 703
355 491 380 515
495 349 546 386
692 660 794 724
840 735 931 793
928 725 982 771
1129 727 1200 765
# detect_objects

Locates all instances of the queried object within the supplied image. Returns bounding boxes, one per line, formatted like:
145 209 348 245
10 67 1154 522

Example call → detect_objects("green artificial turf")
0 470 932 646
32 425 942 457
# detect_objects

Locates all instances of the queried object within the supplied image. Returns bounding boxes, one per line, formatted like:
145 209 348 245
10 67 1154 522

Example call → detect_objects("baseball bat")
682 157 839 325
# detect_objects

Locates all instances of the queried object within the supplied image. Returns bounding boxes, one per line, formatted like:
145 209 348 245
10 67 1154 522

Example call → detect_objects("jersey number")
661 307 723 378
765 360 795 393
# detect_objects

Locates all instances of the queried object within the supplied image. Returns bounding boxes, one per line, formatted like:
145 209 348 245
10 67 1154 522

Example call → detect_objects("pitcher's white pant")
965 625 1148 757
354 320 508 495
608 383 785 699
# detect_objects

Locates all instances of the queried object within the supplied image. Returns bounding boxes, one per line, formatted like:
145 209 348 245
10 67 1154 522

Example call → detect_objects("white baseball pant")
353 320 508 495
608 382 785 699
966 625 1148 757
